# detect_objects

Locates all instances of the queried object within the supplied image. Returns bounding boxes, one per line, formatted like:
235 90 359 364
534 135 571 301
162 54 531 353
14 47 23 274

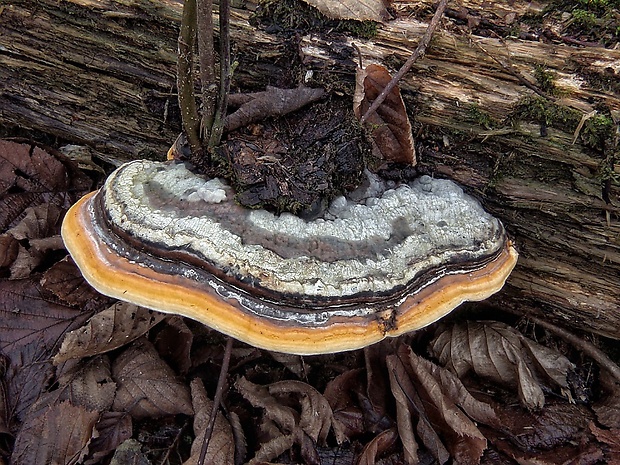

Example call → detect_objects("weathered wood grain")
1 0 618 338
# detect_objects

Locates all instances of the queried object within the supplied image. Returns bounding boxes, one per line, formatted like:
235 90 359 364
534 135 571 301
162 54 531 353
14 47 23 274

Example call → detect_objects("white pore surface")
104 161 504 298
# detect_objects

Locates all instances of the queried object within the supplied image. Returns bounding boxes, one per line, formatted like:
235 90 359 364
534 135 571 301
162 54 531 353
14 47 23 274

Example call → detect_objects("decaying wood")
1 0 619 339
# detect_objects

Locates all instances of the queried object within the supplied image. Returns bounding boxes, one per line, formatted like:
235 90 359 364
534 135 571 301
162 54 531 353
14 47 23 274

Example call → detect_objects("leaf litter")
1 131 619 463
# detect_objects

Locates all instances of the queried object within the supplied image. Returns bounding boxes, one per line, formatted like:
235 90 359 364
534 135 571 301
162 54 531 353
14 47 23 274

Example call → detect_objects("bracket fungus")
62 160 517 355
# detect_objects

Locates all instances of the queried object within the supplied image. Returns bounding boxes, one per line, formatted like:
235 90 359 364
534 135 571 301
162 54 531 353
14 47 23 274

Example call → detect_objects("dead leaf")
0 234 19 274
236 377 338 464
53 301 166 364
84 411 133 465
0 204 65 279
387 345 494 465
387 353 438 465
324 368 366 440
271 380 333 444
0 140 91 231
57 356 117 412
357 428 398 465
268 351 307 378
589 422 620 465
40 256 105 309
111 338 193 419
430 321 575 410
0 277 94 425
10 401 98 465
153 316 194 375
183 378 235 465
300 0 389 21
485 402 595 465
353 63 415 165
593 377 620 429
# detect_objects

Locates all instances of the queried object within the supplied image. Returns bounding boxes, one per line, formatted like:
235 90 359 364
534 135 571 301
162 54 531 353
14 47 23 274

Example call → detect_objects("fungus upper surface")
62 160 518 354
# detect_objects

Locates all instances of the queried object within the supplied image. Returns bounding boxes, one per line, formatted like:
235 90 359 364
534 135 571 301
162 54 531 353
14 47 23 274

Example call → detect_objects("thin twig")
208 0 231 150
197 0 217 137
177 0 202 155
360 0 449 124
527 315 620 384
197 337 234 465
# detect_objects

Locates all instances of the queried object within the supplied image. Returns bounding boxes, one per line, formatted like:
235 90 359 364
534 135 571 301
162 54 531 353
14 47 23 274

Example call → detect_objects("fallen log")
1 0 619 339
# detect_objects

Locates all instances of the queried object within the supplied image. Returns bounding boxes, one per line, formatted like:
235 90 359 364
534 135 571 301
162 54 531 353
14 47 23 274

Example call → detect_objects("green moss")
581 114 615 150
572 9 597 27
511 96 616 151
511 96 581 129
342 20 378 39
467 104 497 129
544 0 619 46
533 64 560 96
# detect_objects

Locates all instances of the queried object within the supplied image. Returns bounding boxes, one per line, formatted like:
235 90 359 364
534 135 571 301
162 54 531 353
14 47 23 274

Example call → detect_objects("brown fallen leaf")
589 422 620 465
84 411 133 465
183 378 235 465
236 377 337 463
484 401 596 465
593 376 620 429
1 204 65 279
0 234 19 272
388 344 496 465
40 256 105 309
53 301 166 364
323 368 366 440
57 355 117 412
10 400 98 465
353 63 415 165
0 277 94 426
430 321 575 410
153 316 194 375
300 0 389 21
111 338 193 419
357 428 398 465
0 140 91 231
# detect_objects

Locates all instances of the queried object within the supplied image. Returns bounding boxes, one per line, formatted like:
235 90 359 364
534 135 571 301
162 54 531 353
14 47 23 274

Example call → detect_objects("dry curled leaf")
10 401 99 465
84 411 133 465
323 368 366 440
354 63 415 165
300 0 389 21
357 428 398 465
589 422 620 465
111 338 193 419
53 301 166 364
0 140 91 231
236 377 337 464
1 204 65 279
430 321 575 410
183 379 235 465
387 345 496 465
485 402 596 465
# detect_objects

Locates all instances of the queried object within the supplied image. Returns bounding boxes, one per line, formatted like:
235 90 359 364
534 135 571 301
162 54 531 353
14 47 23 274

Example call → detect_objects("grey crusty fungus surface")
62 160 518 354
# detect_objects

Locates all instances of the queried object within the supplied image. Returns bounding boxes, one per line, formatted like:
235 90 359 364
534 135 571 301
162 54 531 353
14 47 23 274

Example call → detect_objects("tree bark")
1 0 619 339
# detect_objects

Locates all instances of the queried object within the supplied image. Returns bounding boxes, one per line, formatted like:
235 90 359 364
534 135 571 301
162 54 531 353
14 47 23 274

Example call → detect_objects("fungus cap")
61 160 517 355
